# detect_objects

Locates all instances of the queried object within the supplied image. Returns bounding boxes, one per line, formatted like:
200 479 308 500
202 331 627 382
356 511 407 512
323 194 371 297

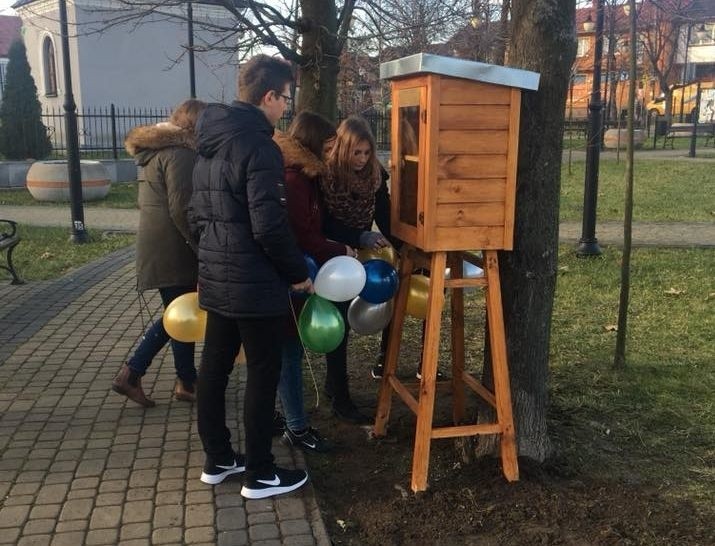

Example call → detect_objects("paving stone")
154 504 183 528
185 503 214 528
282 535 317 546
129 469 157 488
44 472 73 485
49 531 86 546
66 489 96 500
95 492 125 507
120 522 151 541
59 498 93 521
54 519 88 533
17 535 52 546
126 487 154 501
156 478 185 492
184 526 215 544
216 507 246 530
217 530 249 546
89 505 122 529
122 500 152 524
155 491 183 505
21 517 56 535
9 482 41 496
215 494 243 508
29 504 61 520
85 528 119 545
248 523 281 541
116 540 151 546
185 490 212 504
98 480 126 493
0 527 21 544
4 494 34 506
75 460 105 477
275 497 307 520
0 504 30 528
280 519 313 536
35 484 69 505
151 527 183 544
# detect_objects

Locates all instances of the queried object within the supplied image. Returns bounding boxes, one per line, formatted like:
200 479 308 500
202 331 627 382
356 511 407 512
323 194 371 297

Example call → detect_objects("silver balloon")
347 297 394 335
314 256 367 302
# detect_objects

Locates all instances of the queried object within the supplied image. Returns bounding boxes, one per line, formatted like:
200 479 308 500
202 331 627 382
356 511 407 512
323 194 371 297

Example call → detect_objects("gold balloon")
163 292 207 343
406 274 429 320
357 245 398 267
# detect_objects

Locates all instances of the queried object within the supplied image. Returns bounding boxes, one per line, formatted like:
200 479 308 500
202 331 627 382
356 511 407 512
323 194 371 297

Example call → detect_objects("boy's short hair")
238 54 294 106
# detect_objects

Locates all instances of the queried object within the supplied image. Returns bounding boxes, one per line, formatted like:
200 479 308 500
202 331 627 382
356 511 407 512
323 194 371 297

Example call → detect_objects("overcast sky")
0 1 16 15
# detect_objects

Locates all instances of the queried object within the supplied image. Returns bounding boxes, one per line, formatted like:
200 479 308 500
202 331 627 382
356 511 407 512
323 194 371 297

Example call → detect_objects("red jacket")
274 131 346 266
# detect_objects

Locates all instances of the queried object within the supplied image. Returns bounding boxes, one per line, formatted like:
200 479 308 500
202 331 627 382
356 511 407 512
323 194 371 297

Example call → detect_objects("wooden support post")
448 252 466 425
483 250 519 481
411 251 446 492
374 247 415 436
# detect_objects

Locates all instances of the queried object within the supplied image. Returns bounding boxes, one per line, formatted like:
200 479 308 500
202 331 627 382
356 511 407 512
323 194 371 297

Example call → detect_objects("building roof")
0 15 21 58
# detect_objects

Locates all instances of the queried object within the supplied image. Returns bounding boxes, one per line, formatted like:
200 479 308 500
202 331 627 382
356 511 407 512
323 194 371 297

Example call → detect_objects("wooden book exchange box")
375 54 540 492
381 53 540 251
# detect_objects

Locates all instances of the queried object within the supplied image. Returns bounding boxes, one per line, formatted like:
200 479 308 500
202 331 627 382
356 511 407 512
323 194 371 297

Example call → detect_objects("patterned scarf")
320 167 381 230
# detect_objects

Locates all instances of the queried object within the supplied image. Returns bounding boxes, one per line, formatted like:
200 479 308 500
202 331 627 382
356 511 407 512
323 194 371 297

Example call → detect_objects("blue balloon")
304 254 318 281
360 259 399 304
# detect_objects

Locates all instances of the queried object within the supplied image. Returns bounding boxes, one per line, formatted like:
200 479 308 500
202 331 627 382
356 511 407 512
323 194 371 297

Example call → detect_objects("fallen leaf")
604 324 618 332
336 519 347 531
664 287 685 295
40 252 53 260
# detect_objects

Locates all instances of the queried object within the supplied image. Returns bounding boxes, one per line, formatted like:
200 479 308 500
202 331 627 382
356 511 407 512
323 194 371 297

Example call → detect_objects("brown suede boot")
111 364 155 408
173 378 195 402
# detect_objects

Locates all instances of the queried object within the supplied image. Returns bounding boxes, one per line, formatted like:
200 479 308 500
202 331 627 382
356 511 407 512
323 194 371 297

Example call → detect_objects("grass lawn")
0 181 138 208
560 159 715 222
9 224 135 281
550 246 715 503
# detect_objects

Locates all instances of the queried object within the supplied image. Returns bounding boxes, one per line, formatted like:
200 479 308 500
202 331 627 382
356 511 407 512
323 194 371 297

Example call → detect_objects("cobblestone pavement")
0 249 330 546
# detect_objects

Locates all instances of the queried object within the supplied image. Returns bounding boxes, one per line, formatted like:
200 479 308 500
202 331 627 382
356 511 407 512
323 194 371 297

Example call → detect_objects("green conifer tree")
0 40 52 160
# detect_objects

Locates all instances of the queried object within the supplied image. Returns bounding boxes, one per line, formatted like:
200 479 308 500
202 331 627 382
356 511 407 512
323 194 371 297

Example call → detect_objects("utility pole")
188 1 196 98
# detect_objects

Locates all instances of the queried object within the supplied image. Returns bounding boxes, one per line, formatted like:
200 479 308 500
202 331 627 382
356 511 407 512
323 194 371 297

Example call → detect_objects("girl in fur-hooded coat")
111 99 205 409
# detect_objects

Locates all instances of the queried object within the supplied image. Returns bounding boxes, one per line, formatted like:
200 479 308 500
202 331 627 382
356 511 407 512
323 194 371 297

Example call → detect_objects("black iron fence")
41 105 392 160
41 105 171 159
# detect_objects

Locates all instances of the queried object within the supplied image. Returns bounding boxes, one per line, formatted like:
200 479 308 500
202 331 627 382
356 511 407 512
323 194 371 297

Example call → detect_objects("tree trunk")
297 0 341 121
478 0 575 462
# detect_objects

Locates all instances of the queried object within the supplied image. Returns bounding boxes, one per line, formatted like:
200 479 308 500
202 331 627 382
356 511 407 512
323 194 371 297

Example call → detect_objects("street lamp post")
577 0 604 256
59 0 88 243
187 1 196 98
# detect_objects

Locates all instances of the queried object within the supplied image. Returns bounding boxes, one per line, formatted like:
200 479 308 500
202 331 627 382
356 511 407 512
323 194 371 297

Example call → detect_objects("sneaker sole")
200 465 245 485
240 474 308 499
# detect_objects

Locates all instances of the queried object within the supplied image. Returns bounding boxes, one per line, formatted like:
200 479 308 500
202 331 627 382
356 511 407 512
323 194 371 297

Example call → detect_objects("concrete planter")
603 128 646 150
26 160 111 202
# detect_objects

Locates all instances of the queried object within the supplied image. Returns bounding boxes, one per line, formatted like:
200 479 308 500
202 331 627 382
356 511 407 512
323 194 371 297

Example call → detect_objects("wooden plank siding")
440 79 512 105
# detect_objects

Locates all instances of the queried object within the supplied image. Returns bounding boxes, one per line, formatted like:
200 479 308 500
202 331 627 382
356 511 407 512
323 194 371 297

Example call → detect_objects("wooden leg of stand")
483 250 519 481
374 247 414 436
411 251 447 492
448 253 466 424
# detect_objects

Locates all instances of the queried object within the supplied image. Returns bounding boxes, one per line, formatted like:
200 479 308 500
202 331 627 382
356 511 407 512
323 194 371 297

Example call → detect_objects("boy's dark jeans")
197 310 284 479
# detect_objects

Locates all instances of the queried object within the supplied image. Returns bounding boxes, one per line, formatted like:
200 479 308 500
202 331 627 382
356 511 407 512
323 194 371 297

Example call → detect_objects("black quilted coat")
189 102 308 318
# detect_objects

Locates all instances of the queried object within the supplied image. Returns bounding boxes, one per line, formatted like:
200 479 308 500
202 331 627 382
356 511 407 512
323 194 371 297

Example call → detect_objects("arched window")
42 36 57 97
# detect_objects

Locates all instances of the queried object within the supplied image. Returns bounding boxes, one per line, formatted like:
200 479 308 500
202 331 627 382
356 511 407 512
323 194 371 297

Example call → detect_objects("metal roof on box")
380 53 540 91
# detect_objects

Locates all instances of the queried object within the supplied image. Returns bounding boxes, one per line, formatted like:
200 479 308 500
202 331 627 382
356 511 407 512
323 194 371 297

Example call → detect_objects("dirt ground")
301 360 715 546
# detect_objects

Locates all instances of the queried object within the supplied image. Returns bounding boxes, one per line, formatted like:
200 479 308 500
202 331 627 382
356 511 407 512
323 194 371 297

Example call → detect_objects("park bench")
662 122 715 149
0 219 24 284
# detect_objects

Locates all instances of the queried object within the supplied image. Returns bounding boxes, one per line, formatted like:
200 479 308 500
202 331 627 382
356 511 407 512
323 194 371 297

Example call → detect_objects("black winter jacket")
189 102 308 318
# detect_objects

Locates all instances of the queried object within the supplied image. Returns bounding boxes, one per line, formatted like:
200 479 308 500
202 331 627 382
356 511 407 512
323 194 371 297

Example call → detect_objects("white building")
13 0 240 110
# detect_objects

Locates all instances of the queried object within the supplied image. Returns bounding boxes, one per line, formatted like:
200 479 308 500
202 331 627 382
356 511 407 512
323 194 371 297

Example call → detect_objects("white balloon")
314 256 367 302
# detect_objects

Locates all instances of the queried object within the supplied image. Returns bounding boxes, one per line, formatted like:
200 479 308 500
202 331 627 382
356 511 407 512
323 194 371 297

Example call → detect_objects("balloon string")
288 292 321 409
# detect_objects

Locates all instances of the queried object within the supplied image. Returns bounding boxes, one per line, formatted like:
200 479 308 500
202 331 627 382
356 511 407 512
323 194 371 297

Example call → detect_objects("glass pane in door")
398 105 420 227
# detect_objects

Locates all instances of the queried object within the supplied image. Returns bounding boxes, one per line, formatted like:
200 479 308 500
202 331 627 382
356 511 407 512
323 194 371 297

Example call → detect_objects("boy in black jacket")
189 55 312 499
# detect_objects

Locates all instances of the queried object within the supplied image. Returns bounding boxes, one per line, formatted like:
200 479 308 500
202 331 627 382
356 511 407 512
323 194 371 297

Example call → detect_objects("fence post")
111 103 118 160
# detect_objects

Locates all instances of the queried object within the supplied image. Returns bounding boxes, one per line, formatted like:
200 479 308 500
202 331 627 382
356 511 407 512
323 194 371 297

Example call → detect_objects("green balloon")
298 295 345 354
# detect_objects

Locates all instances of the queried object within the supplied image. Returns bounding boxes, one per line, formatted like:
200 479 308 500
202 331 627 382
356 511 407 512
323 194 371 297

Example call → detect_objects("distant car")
646 81 715 119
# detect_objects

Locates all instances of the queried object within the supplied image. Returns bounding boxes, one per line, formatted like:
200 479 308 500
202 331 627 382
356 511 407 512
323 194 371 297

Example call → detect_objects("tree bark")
297 0 342 121
478 0 575 462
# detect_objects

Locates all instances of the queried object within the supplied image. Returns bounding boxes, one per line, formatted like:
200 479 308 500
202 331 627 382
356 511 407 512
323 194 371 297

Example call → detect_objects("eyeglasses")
278 93 292 103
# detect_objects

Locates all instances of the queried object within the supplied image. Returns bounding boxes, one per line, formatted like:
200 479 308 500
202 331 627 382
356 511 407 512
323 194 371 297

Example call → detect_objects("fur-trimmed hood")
273 130 326 179
125 122 196 166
